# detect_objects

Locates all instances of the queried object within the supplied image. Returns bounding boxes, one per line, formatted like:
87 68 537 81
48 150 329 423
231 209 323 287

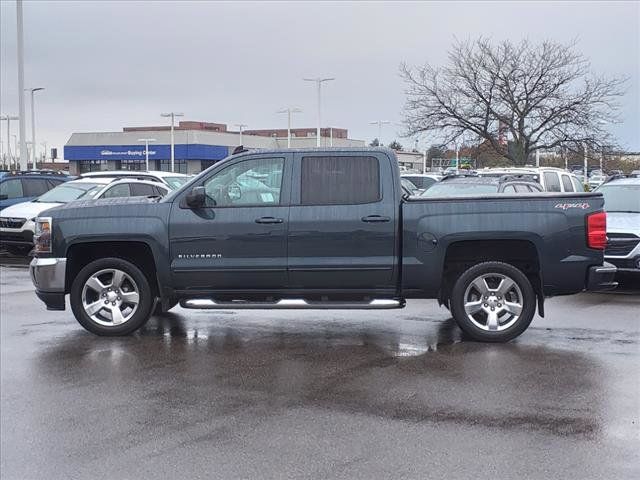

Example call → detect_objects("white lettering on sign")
100 149 157 157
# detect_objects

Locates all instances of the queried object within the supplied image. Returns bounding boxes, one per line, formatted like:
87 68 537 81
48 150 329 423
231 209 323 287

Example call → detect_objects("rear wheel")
450 261 536 342
70 258 153 335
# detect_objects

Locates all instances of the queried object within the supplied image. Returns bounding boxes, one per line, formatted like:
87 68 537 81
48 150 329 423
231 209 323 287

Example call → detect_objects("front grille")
606 233 640 257
0 217 26 229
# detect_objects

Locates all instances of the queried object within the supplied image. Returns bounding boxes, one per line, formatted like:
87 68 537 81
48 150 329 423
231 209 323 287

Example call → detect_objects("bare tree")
401 38 626 164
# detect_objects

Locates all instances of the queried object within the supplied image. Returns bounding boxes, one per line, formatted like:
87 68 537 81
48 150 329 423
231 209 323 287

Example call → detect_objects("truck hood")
0 201 62 220
44 195 162 218
606 211 640 235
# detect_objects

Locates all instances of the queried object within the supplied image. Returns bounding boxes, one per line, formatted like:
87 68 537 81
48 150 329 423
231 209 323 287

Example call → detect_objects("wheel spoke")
471 277 490 296
120 291 139 305
487 310 499 331
464 300 483 316
85 276 106 293
110 306 126 325
84 300 104 316
496 277 516 296
503 301 522 316
111 270 125 289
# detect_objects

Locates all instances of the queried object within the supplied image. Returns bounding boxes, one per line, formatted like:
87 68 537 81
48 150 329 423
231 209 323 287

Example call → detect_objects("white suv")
0 178 168 255
477 167 584 193
80 170 189 190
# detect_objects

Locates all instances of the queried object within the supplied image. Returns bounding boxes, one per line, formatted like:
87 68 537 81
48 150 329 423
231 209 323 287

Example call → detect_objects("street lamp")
1 115 19 169
16 0 27 171
160 112 184 172
277 107 302 148
11 134 18 170
25 87 44 170
303 77 334 147
369 120 391 146
138 138 156 171
234 124 247 145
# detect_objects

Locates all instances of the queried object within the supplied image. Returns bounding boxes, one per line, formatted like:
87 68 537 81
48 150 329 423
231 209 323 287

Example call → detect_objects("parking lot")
1 260 638 479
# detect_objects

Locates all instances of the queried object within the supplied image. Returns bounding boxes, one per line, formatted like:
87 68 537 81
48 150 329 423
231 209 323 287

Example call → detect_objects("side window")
130 183 156 197
514 184 529 193
101 183 131 198
561 175 574 192
572 176 584 192
543 172 561 192
0 179 24 199
301 155 380 205
502 185 516 193
23 179 50 196
203 157 284 207
153 186 168 197
46 179 65 189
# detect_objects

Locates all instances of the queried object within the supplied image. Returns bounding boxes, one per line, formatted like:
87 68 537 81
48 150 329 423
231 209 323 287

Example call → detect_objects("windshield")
598 184 640 213
420 182 498 197
35 183 104 203
162 176 189 189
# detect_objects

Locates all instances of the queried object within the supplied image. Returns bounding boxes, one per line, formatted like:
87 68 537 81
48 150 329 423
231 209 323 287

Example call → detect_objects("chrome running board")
180 298 404 310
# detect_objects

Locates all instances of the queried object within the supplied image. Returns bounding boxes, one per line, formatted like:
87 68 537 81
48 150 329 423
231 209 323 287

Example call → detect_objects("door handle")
361 215 391 223
255 216 284 224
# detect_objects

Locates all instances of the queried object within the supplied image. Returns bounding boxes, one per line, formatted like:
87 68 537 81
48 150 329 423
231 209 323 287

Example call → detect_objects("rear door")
169 154 292 290
287 152 397 289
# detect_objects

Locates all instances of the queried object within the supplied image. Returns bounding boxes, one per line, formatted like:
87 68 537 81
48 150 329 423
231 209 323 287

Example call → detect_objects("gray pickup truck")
30 147 616 342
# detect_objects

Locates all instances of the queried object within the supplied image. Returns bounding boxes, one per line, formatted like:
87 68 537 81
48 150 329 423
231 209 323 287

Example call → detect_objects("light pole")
234 124 247 145
11 134 18 170
583 142 588 185
303 77 334 147
1 115 19 169
41 141 47 163
277 107 302 148
369 120 390 146
25 87 44 170
138 138 156 171
17 0 27 171
160 112 183 172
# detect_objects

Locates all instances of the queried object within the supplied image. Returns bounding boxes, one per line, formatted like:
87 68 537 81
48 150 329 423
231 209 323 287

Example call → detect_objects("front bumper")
586 262 618 291
0 229 34 247
30 257 67 311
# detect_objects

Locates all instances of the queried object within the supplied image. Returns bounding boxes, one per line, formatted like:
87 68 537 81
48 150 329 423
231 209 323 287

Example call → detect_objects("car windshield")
597 184 640 213
35 183 104 203
162 176 189 189
420 182 498 197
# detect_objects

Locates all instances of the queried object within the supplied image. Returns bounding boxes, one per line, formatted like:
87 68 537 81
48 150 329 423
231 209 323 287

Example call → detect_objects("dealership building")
64 121 365 175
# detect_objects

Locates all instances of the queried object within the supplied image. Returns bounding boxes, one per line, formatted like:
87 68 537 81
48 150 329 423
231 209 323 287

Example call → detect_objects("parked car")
401 173 442 191
29 147 615 343
588 173 607 190
401 177 420 196
477 167 583 193
629 170 640 178
80 170 189 190
595 177 640 278
1 178 168 255
0 170 71 209
420 174 543 197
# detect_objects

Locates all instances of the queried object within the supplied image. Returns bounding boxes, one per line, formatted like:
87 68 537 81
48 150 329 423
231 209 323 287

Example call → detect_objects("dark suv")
0 171 71 209
420 174 543 197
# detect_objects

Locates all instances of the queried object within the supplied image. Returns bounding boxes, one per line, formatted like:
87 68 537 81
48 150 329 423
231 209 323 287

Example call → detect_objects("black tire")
70 257 154 336
450 261 536 342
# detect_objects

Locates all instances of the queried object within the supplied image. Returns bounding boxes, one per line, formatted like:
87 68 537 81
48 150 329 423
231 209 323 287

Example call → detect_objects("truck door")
287 152 397 289
169 154 292 290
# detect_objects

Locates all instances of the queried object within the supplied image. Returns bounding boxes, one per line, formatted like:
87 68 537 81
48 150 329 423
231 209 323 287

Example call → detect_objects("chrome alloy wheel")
463 273 524 332
81 268 140 326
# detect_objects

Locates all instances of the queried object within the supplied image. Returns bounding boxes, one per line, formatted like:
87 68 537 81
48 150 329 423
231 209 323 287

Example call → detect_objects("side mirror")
185 186 206 208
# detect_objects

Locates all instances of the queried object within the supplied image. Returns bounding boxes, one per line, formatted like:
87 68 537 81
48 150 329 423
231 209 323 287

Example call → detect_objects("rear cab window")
561 175 574 192
543 171 561 192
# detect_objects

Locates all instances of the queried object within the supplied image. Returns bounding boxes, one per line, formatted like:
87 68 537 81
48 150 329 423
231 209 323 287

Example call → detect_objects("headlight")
33 217 52 253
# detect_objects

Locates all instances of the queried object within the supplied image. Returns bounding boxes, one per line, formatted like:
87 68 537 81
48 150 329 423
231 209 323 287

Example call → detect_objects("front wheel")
450 261 536 342
70 258 154 336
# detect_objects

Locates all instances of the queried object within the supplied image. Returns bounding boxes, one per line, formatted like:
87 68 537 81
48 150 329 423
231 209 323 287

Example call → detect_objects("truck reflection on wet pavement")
1 265 639 479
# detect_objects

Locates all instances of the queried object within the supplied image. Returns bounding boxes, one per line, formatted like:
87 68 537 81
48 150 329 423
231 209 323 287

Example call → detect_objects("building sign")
64 144 230 161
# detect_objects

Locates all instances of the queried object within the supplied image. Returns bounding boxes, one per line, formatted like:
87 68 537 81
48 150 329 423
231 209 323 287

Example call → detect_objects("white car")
0 178 168 255
400 173 442 191
477 167 584 193
80 170 189 190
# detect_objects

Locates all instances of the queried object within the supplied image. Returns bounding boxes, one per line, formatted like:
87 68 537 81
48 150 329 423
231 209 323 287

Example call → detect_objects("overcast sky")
1 0 638 158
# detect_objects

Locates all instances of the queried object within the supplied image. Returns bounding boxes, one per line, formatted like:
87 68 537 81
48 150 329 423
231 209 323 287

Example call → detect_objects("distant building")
64 121 364 175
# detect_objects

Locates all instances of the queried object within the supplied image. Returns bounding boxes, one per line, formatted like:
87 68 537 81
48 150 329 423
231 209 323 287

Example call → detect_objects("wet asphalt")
1 263 639 480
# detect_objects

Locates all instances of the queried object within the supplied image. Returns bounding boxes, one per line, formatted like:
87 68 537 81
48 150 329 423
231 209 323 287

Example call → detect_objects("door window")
203 157 284 207
0 179 24 199
23 179 50 196
572 176 584 192
561 175 574 192
130 183 156 197
543 172 561 192
300 156 380 205
101 183 131 198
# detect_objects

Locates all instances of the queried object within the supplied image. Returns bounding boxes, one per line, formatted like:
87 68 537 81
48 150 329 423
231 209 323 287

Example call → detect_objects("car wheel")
70 257 153 336
450 261 536 342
